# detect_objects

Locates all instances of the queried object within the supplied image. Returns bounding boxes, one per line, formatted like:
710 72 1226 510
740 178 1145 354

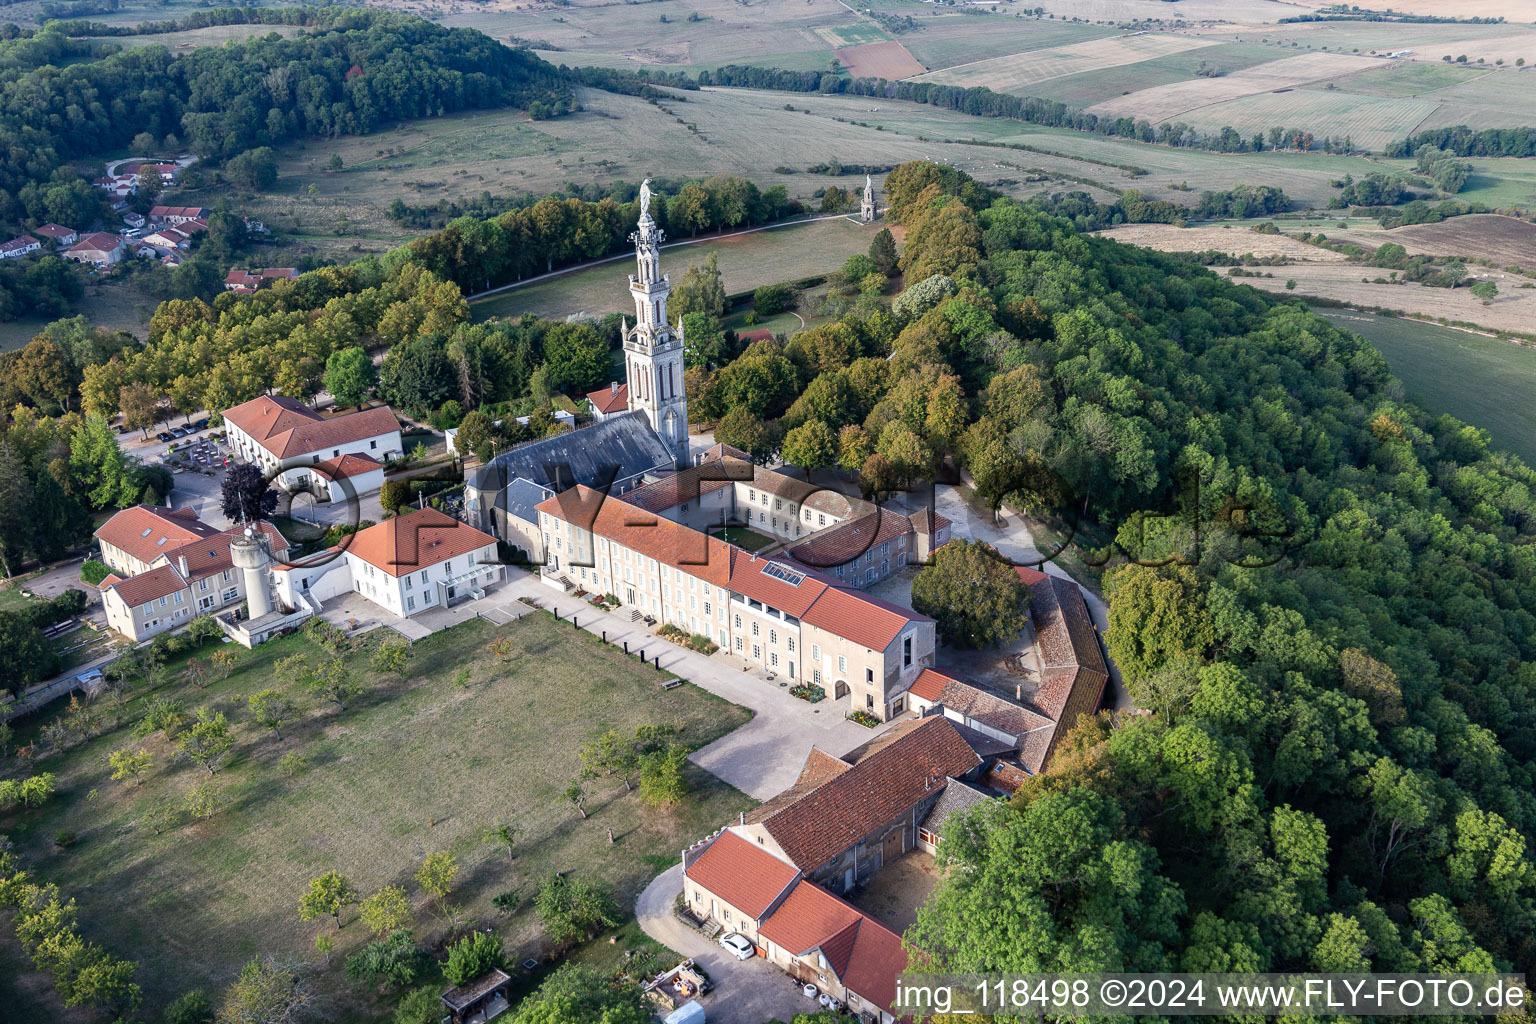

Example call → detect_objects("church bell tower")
623 179 689 467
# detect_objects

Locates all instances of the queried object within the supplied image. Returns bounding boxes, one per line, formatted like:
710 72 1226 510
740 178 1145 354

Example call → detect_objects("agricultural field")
836 41 926 80
1094 224 1349 262
899 17 1114 72
1321 214 1536 268
815 23 889 49
471 216 880 322
1322 310 1536 465
1239 261 1536 336
1171 90 1439 153
1086 52 1386 120
1335 61 1486 99
0 613 754 1021
1020 42 1282 107
912 33 1220 92
84 23 304 52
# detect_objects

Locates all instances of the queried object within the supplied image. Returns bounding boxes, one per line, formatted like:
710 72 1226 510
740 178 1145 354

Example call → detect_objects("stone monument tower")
229 525 274 619
860 173 877 223
622 179 690 467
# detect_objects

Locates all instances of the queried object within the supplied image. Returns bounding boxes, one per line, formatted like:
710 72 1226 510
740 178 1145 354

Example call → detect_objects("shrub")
443 929 504 986
345 931 427 991
393 987 442 1024
753 282 796 315
789 684 825 703
54 829 77 848
81 559 112 585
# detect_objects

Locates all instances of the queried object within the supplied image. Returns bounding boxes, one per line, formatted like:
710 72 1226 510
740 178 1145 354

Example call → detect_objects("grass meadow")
0 613 753 1022
471 216 876 321
1320 310 1536 465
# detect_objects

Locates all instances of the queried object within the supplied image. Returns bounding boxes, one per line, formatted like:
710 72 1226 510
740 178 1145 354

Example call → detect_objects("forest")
835 163 1536 982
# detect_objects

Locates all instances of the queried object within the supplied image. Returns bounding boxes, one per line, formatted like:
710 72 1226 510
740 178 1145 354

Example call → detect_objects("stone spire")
860 174 877 223
622 178 689 467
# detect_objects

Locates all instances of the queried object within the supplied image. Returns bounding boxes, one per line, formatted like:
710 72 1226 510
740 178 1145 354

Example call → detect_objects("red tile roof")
68 232 125 254
1016 574 1109 772
786 506 913 571
538 485 928 651
103 564 188 607
173 522 290 581
683 830 799 919
95 505 220 564
907 668 1051 739
310 452 382 480
908 507 953 534
749 716 979 871
758 881 907 1013
697 442 749 464
33 223 75 239
615 468 734 514
585 381 629 415
222 396 400 459
342 508 496 577
149 205 209 219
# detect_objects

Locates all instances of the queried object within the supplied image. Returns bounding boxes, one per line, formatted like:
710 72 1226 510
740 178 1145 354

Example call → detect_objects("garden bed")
847 710 880 727
656 623 719 655
790 683 826 704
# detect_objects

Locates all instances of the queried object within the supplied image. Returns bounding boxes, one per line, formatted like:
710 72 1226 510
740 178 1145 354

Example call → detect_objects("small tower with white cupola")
623 179 689 467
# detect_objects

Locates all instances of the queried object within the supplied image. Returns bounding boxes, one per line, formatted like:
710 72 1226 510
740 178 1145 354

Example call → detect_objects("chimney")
178 554 189 575
739 811 745 826
611 381 618 394
1016 683 1022 701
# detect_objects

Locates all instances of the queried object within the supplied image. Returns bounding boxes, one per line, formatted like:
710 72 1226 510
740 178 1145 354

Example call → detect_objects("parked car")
114 424 129 434
718 933 754 961
171 426 189 438
156 431 173 442
194 417 209 430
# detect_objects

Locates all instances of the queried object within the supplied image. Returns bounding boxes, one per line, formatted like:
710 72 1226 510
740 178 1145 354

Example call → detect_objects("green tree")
910 540 1031 649
392 987 442 1024
298 871 358 930
323 347 376 409
310 658 360 710
454 409 495 462
671 252 727 318
359 885 412 937
370 639 411 680
637 743 690 808
225 148 279 189
164 988 214 1024
415 850 458 909
380 478 411 515
506 964 651 1024
443 929 504 986
714 405 781 464
177 708 233 776
108 747 152 786
482 820 519 859
780 420 837 472
869 227 898 275
1104 564 1214 684
345 931 426 991
69 416 143 510
247 690 297 741
1470 279 1498 304
533 874 619 946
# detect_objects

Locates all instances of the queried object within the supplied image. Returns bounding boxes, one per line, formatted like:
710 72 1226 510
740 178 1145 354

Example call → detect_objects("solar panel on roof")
761 561 805 586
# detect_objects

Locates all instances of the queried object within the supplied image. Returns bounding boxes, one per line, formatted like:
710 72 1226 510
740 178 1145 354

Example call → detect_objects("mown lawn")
709 527 776 552
0 614 753 1022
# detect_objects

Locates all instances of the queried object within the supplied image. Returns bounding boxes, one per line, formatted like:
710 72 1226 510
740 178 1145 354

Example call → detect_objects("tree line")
1388 125 1536 159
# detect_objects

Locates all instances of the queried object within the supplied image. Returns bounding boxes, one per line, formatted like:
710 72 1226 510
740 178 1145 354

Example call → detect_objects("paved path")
636 867 811 1024
499 569 887 800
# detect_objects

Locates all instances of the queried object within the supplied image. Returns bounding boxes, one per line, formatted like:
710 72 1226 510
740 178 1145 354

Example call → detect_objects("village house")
221 395 402 491
536 484 938 720
224 268 299 293
584 381 630 423
269 508 502 617
94 506 290 641
32 223 77 248
91 173 137 199
0 235 39 259
148 205 210 225
63 232 127 266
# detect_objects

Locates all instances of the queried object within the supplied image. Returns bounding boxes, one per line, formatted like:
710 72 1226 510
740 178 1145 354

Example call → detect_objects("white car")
718 932 754 960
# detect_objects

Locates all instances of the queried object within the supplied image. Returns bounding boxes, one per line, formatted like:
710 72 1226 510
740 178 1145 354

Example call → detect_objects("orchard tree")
177 708 233 775
638 744 691 808
506 965 651 1024
108 747 153 785
370 639 411 680
247 690 297 741
359 886 411 937
563 778 590 819
415 851 458 911
299 871 358 930
482 820 519 860
310 658 360 710
534 874 620 946
910 540 1030 649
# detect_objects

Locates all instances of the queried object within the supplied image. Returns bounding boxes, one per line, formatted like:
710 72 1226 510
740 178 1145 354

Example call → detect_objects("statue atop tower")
622 179 689 467
860 173 877 223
